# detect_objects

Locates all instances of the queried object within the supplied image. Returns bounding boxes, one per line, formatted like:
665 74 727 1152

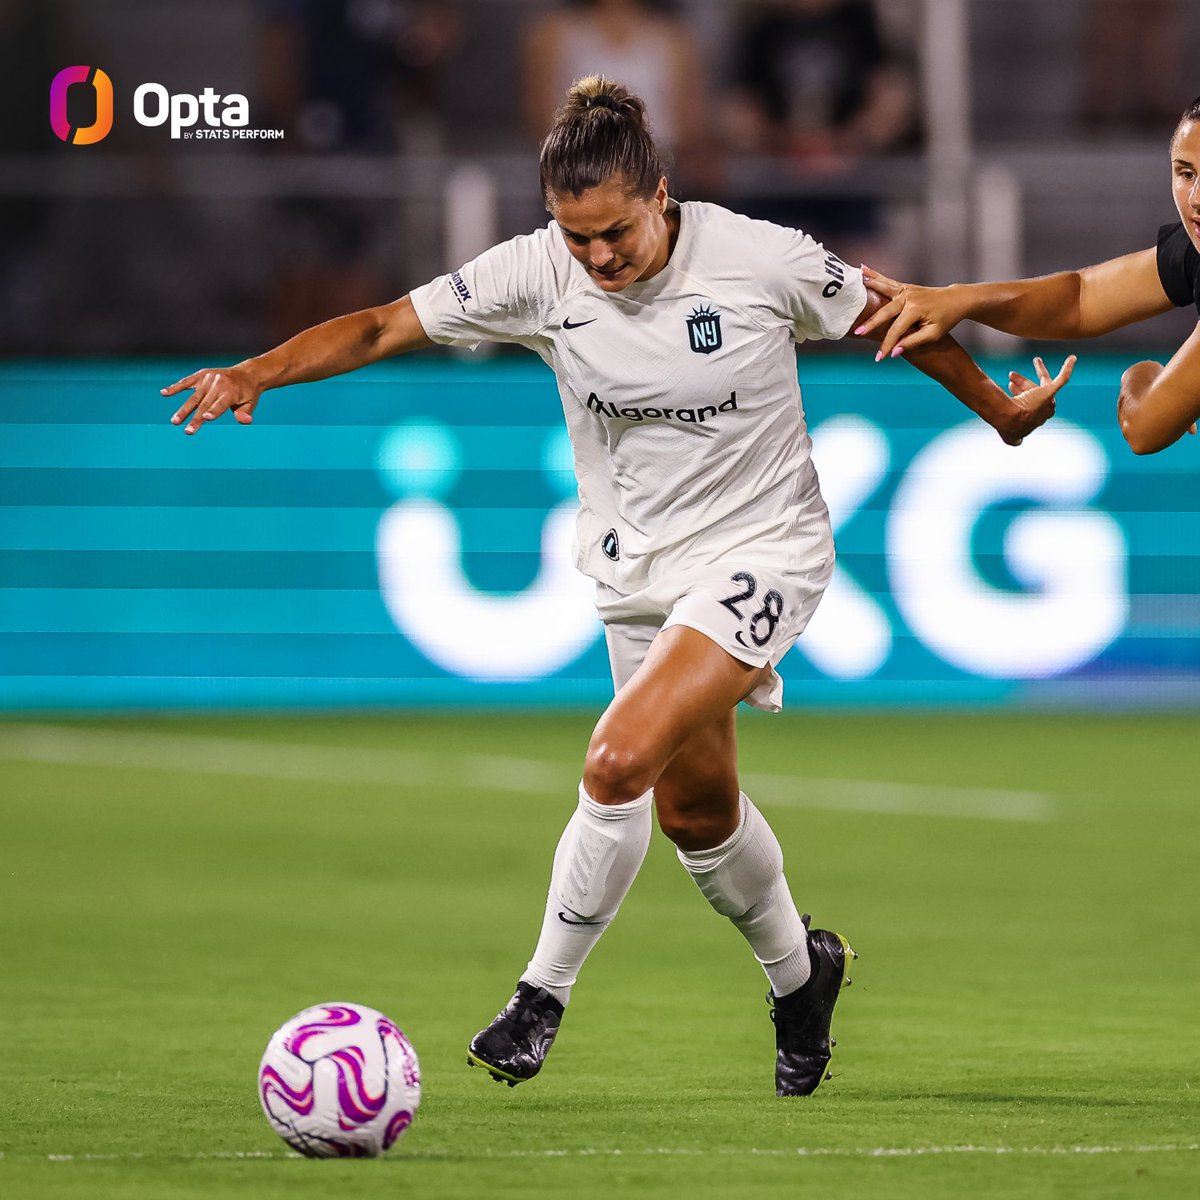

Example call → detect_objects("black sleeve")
1156 222 1200 312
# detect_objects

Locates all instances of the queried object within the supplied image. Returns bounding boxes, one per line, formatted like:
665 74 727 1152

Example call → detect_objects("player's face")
550 175 672 292
1171 119 1200 252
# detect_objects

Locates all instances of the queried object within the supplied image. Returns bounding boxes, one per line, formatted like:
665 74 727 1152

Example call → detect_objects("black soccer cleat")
467 981 564 1087
769 917 857 1097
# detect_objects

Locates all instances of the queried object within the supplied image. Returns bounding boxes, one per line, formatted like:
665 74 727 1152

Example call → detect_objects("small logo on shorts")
686 304 722 354
601 529 619 560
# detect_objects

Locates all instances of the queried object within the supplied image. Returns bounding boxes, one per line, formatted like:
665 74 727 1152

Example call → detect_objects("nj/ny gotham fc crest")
686 304 722 354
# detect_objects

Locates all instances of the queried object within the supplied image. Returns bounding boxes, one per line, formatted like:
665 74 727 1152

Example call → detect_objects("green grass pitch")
0 711 1196 1199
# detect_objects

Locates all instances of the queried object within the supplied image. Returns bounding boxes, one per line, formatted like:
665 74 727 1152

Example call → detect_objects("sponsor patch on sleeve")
821 253 846 298
447 271 472 311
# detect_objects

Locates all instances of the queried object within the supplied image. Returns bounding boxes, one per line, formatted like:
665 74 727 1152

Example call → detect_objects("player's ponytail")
539 75 668 206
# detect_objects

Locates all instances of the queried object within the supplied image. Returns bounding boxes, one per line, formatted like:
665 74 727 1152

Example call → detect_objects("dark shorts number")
718 572 785 647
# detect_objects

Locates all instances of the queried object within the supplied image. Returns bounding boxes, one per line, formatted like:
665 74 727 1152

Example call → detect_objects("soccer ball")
258 1002 421 1158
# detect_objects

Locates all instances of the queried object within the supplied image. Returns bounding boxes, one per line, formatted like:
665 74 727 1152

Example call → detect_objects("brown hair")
539 75 667 206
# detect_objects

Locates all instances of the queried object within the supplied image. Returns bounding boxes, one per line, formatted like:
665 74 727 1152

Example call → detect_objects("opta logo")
50 68 276 144
49 66 114 145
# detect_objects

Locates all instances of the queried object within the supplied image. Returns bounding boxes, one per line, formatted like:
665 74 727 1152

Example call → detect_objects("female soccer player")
164 77 1072 1097
857 96 1200 456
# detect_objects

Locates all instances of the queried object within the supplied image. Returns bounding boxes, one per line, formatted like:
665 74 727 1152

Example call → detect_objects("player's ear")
655 176 669 212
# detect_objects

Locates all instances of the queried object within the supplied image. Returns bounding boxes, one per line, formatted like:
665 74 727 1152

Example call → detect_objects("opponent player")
164 77 1073 1096
858 96 1200 456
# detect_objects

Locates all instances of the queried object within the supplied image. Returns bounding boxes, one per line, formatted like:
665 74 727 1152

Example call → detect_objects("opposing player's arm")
850 289 1074 445
164 296 432 435
1117 321 1200 453
859 249 1174 359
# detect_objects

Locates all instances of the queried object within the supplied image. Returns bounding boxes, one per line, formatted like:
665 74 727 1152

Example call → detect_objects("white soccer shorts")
596 551 834 713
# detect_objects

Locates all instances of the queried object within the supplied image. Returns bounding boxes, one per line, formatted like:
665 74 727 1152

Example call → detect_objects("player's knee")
583 738 657 805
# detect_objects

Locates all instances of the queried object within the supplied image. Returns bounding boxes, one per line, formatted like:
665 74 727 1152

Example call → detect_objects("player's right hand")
1000 354 1077 445
856 266 972 361
163 365 262 435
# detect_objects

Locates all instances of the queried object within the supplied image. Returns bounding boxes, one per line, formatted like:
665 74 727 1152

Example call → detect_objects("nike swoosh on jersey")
562 317 597 329
557 910 605 926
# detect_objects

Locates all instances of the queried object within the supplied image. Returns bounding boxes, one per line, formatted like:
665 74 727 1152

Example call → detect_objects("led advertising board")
1 358 1196 711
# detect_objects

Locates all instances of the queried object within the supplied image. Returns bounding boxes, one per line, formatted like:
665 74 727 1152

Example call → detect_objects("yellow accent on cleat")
834 933 857 988
466 1050 524 1086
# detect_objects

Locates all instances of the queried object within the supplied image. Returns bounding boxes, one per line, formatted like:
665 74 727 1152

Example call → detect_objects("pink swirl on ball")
259 1065 315 1116
329 1044 388 1127
284 1005 362 1058
382 1110 413 1149
378 1018 422 1089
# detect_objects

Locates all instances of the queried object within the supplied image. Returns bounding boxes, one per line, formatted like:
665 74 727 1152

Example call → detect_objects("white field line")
6 1143 1197 1163
742 770 1052 823
0 724 1053 823
0 724 567 795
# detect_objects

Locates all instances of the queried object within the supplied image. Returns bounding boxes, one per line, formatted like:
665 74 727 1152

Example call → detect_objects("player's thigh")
585 624 768 799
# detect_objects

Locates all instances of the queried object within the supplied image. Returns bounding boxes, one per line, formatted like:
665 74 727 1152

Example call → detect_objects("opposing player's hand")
1000 354 1076 445
163 365 262 435
856 267 972 361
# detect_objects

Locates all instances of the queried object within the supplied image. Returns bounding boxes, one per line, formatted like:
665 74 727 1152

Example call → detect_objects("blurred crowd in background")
2 0 1199 354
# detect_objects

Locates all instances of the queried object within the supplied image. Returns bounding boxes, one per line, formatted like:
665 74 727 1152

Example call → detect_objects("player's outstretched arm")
163 295 433 435
850 289 1074 445
857 250 1174 360
1117 322 1200 454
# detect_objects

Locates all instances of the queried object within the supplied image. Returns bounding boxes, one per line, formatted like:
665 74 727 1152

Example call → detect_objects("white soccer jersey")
408 200 868 593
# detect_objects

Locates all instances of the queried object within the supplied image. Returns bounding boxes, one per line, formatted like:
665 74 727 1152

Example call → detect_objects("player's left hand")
1001 354 1077 445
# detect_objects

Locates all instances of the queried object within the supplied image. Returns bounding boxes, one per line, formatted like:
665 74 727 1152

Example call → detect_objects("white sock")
677 793 812 996
522 783 653 1005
